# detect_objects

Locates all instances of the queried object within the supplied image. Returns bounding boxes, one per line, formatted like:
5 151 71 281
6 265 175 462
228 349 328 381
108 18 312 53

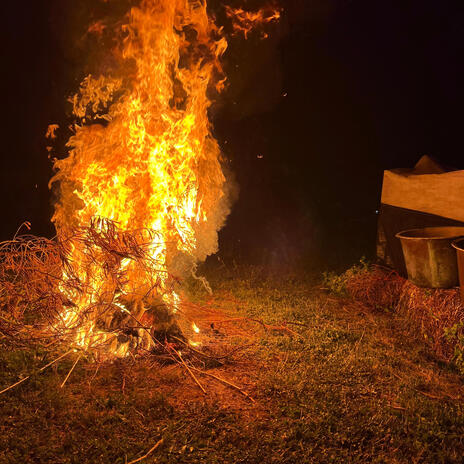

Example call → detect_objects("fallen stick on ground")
190 365 255 403
172 335 252 362
0 349 74 395
126 438 164 464
170 348 207 394
60 353 82 388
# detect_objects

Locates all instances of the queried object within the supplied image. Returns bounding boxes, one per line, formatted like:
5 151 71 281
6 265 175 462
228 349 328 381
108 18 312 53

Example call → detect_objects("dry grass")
1 267 464 463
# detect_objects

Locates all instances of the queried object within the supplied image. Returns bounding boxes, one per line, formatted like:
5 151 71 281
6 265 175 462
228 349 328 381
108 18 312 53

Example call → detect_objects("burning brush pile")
0 219 190 357
0 0 280 364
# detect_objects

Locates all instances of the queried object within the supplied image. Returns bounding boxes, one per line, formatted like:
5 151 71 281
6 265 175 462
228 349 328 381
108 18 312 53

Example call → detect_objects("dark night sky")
0 0 462 270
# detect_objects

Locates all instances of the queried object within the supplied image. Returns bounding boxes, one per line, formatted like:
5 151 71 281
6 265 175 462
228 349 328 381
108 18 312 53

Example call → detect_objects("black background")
1 0 462 271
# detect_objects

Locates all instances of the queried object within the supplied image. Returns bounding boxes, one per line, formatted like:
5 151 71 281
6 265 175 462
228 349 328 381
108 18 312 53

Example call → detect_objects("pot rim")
396 226 464 241
452 238 464 251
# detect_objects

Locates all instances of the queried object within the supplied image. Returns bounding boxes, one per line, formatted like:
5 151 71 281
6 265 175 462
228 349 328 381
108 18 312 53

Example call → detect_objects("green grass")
1 266 463 463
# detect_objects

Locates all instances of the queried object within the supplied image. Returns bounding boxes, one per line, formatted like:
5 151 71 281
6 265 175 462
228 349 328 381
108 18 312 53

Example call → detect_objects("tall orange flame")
50 0 230 355
48 0 279 357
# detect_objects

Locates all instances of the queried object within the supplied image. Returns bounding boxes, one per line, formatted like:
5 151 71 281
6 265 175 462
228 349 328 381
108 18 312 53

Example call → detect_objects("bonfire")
0 0 280 389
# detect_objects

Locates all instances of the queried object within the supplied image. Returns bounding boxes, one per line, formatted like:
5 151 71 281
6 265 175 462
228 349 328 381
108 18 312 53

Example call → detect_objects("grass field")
1 266 463 464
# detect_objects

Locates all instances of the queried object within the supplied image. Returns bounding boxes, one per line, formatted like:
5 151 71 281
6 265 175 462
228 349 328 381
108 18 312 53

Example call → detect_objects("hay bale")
343 265 464 366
